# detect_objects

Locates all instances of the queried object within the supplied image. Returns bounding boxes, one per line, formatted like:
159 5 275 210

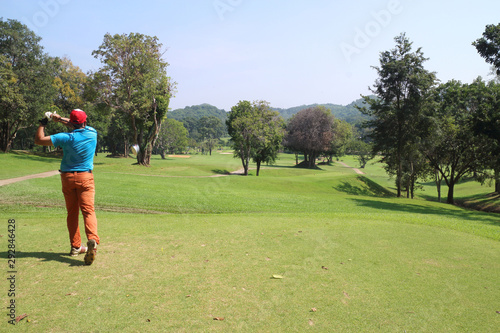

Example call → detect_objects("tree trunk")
397 159 402 198
1 122 18 153
136 141 153 166
243 157 249 175
406 175 410 198
256 160 261 176
495 169 500 194
447 182 455 205
411 177 415 199
410 162 415 199
309 153 316 168
435 169 441 203
240 155 249 176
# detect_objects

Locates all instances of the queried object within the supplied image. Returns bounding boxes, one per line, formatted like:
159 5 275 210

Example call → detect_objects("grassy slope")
1 152 499 332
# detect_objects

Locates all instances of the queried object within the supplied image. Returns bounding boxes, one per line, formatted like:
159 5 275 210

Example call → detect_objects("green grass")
1 152 499 332
0 151 62 179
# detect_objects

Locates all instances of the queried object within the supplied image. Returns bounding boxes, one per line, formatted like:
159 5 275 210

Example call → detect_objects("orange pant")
60 172 99 248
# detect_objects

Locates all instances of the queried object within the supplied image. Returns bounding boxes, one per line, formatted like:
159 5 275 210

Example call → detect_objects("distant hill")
272 97 372 124
169 97 372 125
168 104 228 123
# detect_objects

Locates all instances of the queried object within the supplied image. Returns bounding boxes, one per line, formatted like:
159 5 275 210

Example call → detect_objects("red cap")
69 109 87 124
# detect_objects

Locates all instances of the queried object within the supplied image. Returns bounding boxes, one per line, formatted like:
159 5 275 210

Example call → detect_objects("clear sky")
1 0 499 111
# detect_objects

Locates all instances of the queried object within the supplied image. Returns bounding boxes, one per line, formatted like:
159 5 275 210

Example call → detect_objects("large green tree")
360 33 436 197
92 32 174 166
473 23 500 75
227 100 256 175
0 19 58 152
53 57 87 111
420 80 490 204
250 101 285 176
284 106 334 168
155 118 189 158
326 118 353 162
469 79 500 193
227 100 284 176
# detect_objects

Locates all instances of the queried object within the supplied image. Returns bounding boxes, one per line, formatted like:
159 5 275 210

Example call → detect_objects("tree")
284 106 335 168
359 33 436 197
0 19 58 152
470 79 500 193
227 100 256 175
53 57 87 111
92 32 174 166
250 101 285 176
197 116 225 155
473 23 500 75
347 137 373 169
420 80 490 204
326 118 353 162
227 100 284 176
155 118 189 158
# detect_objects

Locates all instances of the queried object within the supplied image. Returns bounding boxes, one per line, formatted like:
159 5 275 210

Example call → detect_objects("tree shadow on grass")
212 169 231 175
10 151 62 163
350 197 500 227
334 176 395 198
10 251 86 266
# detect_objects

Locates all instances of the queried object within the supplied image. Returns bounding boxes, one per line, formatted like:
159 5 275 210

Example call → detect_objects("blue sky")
1 0 499 111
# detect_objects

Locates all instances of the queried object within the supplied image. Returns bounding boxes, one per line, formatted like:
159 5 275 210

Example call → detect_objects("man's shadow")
3 251 86 266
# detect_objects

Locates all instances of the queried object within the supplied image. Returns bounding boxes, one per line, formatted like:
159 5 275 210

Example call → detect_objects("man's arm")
34 124 53 146
51 113 74 129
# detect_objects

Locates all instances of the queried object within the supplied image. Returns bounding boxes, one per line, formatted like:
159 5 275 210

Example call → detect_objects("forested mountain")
169 98 371 125
168 104 228 122
272 98 372 124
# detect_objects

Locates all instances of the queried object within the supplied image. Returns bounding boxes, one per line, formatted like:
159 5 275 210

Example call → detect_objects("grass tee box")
0 152 499 331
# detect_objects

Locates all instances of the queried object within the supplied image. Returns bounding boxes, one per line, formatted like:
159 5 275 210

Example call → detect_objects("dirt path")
336 161 365 175
0 170 60 186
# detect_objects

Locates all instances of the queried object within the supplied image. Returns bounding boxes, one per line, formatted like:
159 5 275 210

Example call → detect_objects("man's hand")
51 113 62 122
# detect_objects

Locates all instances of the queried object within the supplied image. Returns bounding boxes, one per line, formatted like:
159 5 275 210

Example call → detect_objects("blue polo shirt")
51 126 97 172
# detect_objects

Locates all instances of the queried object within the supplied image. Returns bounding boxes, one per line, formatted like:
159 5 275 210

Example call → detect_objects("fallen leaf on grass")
146 319 151 322
308 319 314 326
496 311 500 314
343 291 350 299
213 317 225 321
321 266 328 270
15 314 28 323
310 308 317 312
272 274 284 279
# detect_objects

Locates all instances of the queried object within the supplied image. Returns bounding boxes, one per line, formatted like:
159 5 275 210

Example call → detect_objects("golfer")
35 109 99 265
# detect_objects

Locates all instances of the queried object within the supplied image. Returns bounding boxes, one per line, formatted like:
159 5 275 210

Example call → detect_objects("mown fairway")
1 152 499 332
